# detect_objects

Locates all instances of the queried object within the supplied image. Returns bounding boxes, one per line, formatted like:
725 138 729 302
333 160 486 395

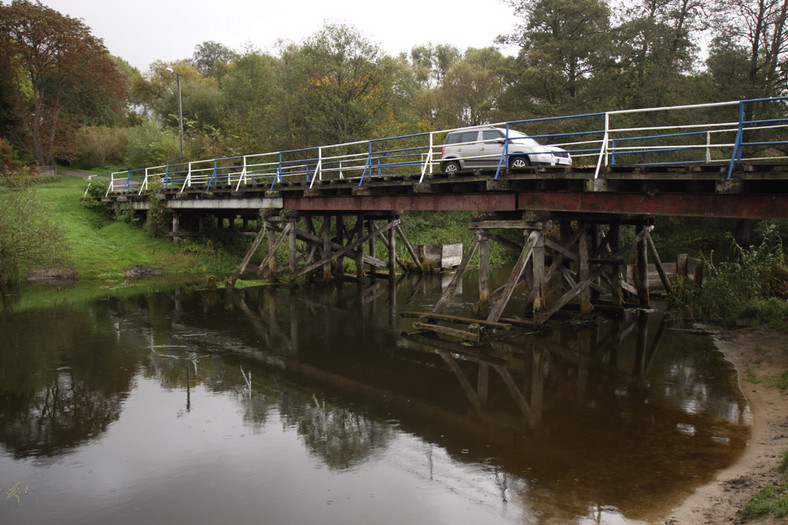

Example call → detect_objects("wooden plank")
414 322 481 342
401 311 512 329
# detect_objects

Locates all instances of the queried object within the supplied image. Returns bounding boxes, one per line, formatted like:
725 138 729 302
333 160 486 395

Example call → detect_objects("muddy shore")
655 327 788 525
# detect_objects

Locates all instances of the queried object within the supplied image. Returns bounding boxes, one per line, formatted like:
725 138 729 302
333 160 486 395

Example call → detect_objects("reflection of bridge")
104 98 788 325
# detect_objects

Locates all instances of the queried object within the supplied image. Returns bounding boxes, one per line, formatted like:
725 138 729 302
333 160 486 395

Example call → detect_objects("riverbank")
656 327 788 524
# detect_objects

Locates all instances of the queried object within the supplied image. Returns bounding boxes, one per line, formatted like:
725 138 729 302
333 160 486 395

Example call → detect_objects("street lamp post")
166 67 184 157
175 72 184 157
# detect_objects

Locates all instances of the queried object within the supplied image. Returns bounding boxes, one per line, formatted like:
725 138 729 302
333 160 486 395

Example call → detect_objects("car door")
457 130 484 168
479 129 505 168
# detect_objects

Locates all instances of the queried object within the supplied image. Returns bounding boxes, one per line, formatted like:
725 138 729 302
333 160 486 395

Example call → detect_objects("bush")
0 185 69 285
72 126 129 169
124 121 181 169
676 224 787 326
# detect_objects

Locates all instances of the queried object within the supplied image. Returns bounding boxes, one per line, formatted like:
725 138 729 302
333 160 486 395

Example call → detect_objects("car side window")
482 130 503 142
460 131 479 144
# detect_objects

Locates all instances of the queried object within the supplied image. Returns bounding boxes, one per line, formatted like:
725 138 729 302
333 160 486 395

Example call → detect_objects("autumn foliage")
0 0 126 166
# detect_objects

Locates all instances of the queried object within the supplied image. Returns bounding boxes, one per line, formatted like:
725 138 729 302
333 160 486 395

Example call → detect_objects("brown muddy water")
0 274 748 524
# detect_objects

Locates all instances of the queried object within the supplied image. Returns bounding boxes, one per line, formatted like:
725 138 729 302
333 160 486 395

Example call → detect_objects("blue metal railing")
105 97 788 196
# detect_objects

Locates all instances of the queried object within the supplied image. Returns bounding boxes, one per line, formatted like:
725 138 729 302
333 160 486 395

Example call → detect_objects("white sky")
39 0 518 72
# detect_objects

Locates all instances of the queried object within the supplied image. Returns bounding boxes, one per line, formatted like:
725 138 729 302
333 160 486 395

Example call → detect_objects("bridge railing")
105 97 788 196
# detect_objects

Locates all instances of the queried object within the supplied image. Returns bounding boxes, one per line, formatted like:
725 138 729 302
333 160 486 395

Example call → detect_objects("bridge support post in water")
228 211 424 287
425 213 670 330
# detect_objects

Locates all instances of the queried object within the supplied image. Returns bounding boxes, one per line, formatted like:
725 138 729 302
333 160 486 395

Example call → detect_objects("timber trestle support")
412 212 672 342
229 211 424 287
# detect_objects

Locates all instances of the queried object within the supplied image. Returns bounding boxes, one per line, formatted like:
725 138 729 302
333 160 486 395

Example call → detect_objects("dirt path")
655 327 788 525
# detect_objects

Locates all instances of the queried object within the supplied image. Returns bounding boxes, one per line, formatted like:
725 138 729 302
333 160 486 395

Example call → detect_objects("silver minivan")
439 126 572 174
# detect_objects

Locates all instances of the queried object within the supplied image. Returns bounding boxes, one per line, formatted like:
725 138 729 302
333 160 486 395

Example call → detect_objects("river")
0 274 749 524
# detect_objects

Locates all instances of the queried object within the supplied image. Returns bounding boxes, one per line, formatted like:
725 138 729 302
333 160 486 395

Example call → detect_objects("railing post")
139 167 149 194
594 112 610 179
180 162 192 193
358 141 372 187
494 124 510 179
309 147 322 189
419 132 433 183
728 100 745 179
106 173 114 197
706 131 712 162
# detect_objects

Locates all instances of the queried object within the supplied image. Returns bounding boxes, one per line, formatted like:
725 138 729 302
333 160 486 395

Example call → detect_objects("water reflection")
0 276 748 524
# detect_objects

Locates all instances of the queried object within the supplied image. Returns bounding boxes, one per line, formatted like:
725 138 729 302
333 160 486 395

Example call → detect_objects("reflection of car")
439 127 572 174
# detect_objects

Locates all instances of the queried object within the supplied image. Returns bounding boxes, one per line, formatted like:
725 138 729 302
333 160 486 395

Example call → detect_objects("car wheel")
509 155 530 169
441 160 460 175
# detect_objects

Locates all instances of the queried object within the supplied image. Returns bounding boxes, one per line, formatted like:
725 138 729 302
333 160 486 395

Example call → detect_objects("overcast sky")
39 0 518 72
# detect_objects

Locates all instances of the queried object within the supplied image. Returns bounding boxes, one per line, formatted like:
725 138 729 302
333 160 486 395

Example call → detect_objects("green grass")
742 481 788 519
35 175 237 280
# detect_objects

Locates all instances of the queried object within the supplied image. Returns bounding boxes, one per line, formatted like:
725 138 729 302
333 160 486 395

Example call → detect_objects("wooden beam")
415 322 481 342
296 219 400 277
257 221 293 276
433 233 481 314
646 232 675 294
487 230 538 323
229 224 267 288
395 223 424 273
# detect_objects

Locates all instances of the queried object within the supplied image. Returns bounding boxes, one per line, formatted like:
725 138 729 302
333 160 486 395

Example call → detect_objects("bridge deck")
117 162 788 220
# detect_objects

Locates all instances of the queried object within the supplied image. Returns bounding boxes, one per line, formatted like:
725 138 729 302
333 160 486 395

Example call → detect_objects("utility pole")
176 72 184 158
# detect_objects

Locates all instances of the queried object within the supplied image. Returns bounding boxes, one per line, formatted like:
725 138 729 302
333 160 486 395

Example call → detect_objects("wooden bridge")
104 97 788 329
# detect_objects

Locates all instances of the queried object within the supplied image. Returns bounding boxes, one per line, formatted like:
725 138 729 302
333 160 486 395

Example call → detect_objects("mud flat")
656 327 788 525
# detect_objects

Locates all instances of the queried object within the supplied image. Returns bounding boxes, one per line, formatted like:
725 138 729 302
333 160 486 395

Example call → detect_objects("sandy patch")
655 327 788 524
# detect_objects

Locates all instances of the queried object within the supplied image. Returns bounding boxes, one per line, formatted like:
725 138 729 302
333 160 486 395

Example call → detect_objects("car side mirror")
496 138 506 144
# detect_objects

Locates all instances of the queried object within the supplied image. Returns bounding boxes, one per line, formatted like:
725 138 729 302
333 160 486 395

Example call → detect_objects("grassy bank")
35 174 238 281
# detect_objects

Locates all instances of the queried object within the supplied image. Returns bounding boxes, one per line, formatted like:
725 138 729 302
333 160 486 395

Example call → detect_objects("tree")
192 40 237 79
433 48 509 127
500 0 612 113
709 0 788 100
279 24 399 147
0 0 126 165
614 0 713 107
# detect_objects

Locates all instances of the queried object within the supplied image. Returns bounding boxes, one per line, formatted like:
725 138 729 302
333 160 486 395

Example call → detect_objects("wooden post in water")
478 232 490 317
388 216 397 278
356 214 365 279
578 222 592 312
289 217 297 281
636 222 650 307
610 222 623 308
172 212 180 244
322 215 331 280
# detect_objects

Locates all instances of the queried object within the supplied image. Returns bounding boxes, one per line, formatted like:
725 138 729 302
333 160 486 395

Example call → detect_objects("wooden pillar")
636 222 650 307
335 215 345 277
610 222 623 307
478 233 490 317
288 218 297 280
356 214 365 279
267 225 277 278
388 217 397 277
322 215 331 280
172 212 180 244
559 220 572 293
532 228 545 313
367 219 376 259
578 223 592 312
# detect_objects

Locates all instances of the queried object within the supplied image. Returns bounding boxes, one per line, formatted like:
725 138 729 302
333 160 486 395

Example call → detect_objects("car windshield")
501 129 540 146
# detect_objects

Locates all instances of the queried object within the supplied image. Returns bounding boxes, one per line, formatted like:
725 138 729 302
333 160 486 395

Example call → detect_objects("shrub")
0 185 69 285
676 224 787 325
72 126 129 169
124 122 181 169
